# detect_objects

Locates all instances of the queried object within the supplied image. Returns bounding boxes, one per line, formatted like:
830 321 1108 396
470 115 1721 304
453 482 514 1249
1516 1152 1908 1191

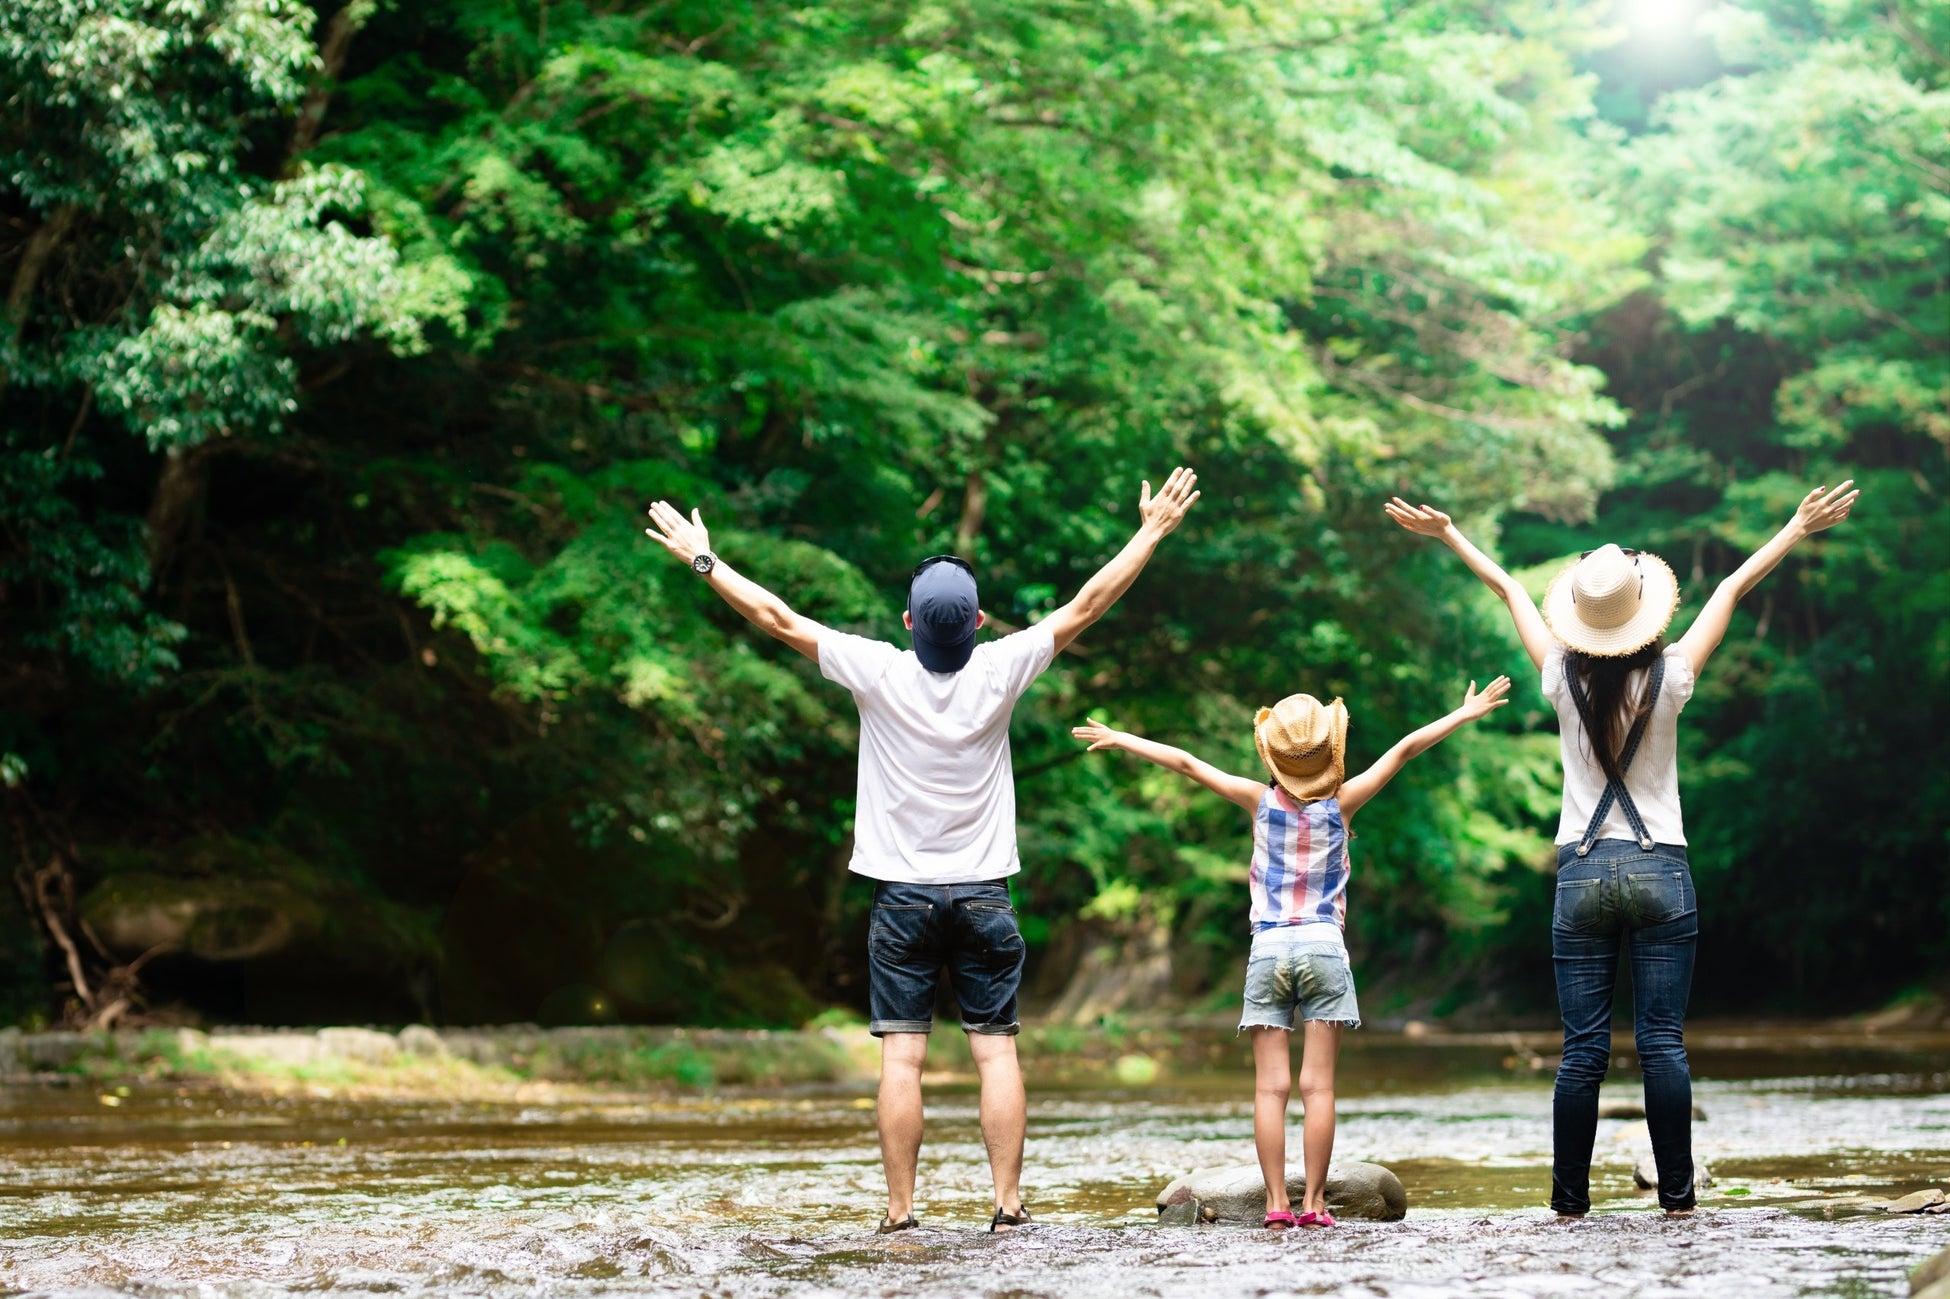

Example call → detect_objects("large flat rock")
1157 1161 1407 1224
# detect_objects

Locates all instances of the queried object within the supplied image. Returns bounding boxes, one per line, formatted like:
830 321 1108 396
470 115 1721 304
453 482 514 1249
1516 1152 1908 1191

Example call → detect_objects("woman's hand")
1789 480 1859 538
1457 676 1512 721
1071 719 1126 752
1383 497 1455 539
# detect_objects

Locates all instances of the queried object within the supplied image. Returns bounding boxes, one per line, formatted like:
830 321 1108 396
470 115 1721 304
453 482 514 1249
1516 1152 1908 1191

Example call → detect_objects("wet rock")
1597 1098 1707 1120
1914 1244 1950 1294
21 1031 95 1070
1632 1156 1711 1192
210 1031 321 1066
1156 1161 1407 1224
317 1027 401 1066
1887 1188 1946 1214
397 1025 447 1058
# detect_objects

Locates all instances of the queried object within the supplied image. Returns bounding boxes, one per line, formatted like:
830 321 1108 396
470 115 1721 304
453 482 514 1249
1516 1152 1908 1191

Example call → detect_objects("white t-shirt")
818 625 1056 883
1541 644 1696 846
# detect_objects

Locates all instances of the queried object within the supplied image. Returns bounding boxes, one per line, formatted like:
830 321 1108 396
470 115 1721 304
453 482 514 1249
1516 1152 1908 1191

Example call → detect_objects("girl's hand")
1071 719 1124 751
1384 497 1455 538
1790 480 1859 538
1458 676 1512 720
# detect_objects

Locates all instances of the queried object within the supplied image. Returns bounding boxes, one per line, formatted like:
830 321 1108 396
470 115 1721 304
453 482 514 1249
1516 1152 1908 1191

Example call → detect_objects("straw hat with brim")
1542 544 1681 658
1254 693 1349 804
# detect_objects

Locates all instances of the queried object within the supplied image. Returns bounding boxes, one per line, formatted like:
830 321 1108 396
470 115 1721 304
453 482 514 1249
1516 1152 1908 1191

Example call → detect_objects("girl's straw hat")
1254 693 1349 804
1542 544 1680 658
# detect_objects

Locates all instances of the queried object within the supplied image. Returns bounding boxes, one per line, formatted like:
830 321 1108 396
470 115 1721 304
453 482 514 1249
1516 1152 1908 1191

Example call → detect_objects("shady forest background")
0 0 1944 1032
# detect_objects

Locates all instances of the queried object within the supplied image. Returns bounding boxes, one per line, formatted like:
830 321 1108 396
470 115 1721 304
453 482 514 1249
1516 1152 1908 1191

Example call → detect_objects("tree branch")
289 1 377 162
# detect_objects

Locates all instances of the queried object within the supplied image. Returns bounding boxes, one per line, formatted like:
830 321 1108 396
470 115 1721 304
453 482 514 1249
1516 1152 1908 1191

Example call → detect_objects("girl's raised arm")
1673 480 1858 678
1337 676 1511 819
1385 498 1554 671
1071 720 1265 811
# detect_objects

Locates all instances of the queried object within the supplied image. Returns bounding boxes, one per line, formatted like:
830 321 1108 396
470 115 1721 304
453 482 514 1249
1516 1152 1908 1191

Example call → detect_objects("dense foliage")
0 0 1941 1027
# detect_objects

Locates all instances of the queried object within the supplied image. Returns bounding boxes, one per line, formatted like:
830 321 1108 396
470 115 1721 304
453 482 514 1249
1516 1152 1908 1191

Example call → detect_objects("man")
643 467 1200 1233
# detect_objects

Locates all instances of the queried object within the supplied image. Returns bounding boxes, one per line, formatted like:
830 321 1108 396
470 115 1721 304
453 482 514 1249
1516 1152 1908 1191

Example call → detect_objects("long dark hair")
1565 638 1664 788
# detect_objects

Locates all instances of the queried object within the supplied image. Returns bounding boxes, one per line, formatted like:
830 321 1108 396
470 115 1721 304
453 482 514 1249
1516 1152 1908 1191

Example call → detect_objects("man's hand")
1070 719 1126 752
1788 480 1859 538
1457 676 1512 721
1383 497 1455 539
1138 467 1201 537
645 500 712 564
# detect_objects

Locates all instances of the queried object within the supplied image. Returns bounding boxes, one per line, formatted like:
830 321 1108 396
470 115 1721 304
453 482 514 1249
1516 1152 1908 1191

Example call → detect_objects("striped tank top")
1249 786 1349 932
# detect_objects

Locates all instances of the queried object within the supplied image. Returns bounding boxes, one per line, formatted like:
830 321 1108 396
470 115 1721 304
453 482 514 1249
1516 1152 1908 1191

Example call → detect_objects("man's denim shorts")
1239 925 1362 1032
867 879 1025 1036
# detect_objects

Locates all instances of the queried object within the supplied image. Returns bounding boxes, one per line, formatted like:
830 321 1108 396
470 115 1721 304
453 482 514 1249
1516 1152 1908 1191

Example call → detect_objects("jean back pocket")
1553 877 1604 933
1623 869 1692 926
870 903 934 965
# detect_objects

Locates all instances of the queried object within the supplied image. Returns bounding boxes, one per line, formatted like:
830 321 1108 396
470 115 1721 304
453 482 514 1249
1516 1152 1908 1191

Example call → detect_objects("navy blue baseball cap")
908 557 979 673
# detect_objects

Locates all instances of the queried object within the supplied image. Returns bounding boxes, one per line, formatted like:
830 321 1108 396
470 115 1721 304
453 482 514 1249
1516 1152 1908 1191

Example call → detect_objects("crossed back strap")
1564 653 1666 854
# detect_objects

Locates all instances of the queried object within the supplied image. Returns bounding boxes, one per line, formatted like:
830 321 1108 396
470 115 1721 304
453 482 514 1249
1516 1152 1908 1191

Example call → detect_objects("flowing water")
2 1031 1948 1297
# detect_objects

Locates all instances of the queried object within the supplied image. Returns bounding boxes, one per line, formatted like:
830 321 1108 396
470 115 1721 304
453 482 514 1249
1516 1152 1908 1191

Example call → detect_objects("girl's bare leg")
1250 1027 1294 1218
1298 1021 1344 1215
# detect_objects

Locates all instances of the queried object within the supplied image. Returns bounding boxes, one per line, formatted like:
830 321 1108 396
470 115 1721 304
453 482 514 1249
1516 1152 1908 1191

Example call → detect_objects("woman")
1385 482 1858 1218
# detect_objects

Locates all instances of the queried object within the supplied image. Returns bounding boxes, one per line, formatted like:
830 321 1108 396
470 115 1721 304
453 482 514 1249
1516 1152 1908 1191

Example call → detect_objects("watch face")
692 553 714 574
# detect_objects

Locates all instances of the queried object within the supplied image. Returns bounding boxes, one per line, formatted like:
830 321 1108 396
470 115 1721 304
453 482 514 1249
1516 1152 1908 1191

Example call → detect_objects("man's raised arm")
645 500 827 661
1038 467 1200 655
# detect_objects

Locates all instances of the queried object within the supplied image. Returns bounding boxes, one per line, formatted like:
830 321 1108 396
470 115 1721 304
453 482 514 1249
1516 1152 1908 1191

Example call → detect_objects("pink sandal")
1263 1210 1298 1230
1297 1210 1337 1228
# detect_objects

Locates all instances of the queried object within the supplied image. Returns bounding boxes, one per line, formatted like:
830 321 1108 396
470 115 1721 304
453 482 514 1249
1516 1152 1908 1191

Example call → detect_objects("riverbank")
7 1017 1949 1101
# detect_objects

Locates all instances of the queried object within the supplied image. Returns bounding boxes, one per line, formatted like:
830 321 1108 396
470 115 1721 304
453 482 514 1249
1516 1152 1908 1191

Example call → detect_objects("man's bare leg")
968 1032 1027 1225
878 1033 929 1223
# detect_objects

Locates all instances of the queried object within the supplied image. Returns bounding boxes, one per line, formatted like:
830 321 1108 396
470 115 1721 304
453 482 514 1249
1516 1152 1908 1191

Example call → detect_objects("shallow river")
2 1032 1947 1297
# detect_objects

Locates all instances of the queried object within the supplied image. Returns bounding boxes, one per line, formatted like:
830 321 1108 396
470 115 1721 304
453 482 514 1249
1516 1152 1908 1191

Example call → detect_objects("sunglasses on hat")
911 554 976 583
1571 547 1643 604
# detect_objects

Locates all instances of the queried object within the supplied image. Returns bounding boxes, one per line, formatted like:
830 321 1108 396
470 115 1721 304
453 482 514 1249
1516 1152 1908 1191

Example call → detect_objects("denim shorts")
867 879 1026 1036
1239 925 1361 1032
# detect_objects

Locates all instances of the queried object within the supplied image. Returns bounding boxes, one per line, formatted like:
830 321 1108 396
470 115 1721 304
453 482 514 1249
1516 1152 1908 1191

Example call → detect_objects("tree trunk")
818 832 855 997
954 466 987 557
144 445 212 584
0 204 79 399
288 1 376 162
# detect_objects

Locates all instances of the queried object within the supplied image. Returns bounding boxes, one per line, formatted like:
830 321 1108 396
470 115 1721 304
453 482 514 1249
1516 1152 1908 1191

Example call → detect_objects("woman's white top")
1541 644 1696 846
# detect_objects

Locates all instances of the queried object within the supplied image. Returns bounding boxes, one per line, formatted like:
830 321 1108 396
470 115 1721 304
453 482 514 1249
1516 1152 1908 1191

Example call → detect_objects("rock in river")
1887 1187 1946 1214
1156 1162 1406 1224
1632 1156 1711 1192
1597 1098 1708 1121
1914 1244 1950 1294
397 1024 448 1058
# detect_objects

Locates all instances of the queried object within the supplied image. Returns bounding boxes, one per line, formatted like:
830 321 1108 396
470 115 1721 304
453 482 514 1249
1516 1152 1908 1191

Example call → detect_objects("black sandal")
876 1213 919 1235
990 1204 1031 1232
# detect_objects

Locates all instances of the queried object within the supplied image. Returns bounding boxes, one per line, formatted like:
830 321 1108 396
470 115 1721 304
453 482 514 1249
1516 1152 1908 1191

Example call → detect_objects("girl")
1385 482 1858 1217
1073 677 1510 1229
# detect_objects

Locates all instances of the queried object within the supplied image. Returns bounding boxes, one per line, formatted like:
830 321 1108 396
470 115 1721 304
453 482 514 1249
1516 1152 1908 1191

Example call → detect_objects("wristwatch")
691 551 716 576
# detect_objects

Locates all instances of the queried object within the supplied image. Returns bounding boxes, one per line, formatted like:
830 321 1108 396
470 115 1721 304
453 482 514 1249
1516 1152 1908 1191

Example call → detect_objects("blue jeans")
866 880 1025 1036
1551 840 1698 1214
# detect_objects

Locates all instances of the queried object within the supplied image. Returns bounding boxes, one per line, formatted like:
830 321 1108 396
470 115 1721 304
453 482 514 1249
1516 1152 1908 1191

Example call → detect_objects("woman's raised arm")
1384 498 1555 671
1673 480 1858 678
